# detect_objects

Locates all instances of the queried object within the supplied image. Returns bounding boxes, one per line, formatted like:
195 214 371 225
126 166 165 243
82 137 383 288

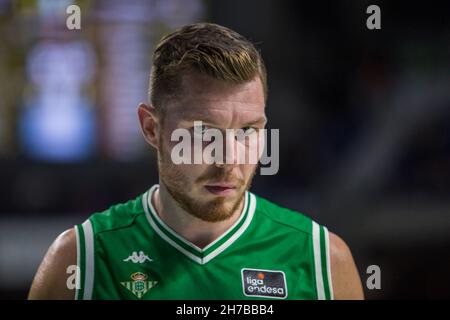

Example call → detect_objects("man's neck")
152 183 244 249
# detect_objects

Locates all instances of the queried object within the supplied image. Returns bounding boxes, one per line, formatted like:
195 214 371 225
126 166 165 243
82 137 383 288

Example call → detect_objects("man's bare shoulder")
28 228 77 300
329 231 364 300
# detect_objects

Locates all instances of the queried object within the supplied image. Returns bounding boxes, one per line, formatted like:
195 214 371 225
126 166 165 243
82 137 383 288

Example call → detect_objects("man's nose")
215 129 239 167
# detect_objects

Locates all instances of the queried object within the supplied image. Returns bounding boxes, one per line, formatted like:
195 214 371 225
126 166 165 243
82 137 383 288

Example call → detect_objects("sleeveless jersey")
74 184 333 300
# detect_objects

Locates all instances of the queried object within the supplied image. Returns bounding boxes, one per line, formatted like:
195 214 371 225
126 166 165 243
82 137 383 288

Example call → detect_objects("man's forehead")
178 98 263 113
178 73 265 105
164 73 266 123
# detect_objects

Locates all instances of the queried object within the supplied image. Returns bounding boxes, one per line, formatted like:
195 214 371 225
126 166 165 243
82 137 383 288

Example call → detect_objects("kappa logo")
241 268 288 299
123 251 153 263
120 272 158 298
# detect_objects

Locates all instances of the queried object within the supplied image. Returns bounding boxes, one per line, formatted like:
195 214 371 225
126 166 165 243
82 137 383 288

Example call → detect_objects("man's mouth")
204 183 238 196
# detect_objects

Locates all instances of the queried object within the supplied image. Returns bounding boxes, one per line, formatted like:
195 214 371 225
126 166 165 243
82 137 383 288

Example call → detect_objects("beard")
157 139 256 222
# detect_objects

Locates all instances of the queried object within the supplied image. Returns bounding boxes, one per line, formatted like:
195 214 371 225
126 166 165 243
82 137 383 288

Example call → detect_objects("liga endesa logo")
169 121 279 175
241 268 288 299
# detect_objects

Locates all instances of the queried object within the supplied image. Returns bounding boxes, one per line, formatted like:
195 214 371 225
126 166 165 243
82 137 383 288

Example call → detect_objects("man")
28 23 363 300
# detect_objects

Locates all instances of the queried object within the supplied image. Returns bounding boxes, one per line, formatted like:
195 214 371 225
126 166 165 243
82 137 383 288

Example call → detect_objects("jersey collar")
142 184 256 265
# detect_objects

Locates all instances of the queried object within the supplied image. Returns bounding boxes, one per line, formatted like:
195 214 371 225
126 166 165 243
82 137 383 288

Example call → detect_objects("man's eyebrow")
243 116 267 126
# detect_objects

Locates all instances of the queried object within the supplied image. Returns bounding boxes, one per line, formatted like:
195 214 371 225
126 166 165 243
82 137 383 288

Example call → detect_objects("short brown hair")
149 22 267 110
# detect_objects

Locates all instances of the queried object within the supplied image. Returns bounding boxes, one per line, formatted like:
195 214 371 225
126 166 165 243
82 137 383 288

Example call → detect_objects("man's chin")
180 192 244 222
192 203 238 222
197 193 246 221
161 177 247 222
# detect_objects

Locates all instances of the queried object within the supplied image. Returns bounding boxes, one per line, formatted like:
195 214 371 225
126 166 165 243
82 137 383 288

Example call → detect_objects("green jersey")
74 184 333 300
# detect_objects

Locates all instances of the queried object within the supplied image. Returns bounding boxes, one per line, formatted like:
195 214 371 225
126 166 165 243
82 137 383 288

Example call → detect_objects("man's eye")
242 127 257 135
235 127 258 143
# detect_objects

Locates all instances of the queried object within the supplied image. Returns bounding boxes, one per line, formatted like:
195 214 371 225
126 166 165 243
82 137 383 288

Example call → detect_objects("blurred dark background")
1 0 450 299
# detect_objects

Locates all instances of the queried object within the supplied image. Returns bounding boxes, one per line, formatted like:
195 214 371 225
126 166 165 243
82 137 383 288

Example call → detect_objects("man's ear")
138 103 160 149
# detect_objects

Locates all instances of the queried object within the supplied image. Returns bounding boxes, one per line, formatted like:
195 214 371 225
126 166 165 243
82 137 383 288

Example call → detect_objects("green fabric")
74 224 85 300
76 185 331 300
320 225 331 300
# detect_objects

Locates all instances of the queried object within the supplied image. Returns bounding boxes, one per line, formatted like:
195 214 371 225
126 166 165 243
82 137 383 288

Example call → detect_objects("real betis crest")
120 272 157 298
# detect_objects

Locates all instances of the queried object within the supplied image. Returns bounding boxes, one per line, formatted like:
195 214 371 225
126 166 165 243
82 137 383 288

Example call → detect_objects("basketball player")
28 23 364 300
